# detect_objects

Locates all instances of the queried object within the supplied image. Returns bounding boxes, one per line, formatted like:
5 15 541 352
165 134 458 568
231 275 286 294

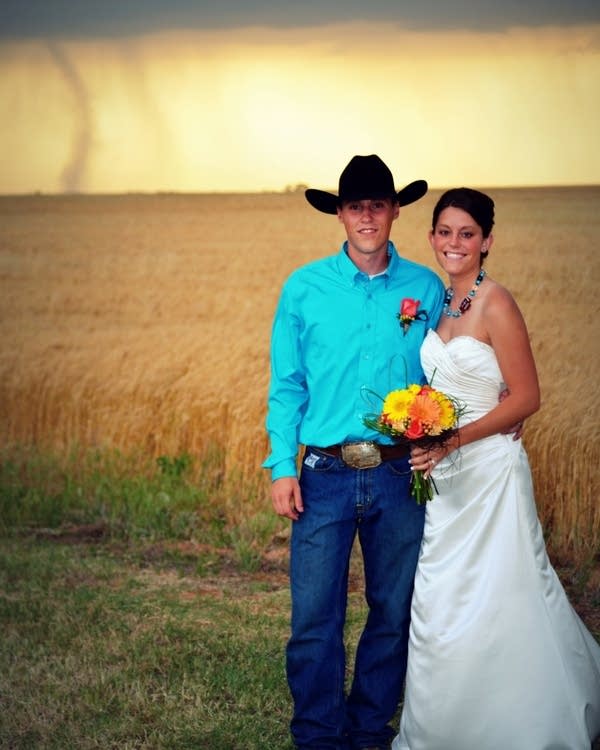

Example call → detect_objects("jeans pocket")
301 447 339 473
385 456 412 477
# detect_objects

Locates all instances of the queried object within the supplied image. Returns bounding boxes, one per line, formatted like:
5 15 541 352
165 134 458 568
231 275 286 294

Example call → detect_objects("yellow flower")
431 391 456 432
382 387 418 426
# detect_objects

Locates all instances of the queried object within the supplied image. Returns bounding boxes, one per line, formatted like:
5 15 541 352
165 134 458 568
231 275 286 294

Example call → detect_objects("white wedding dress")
393 330 600 750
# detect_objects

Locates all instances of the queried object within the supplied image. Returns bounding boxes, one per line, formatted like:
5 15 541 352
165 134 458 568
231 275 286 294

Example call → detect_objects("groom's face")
337 198 399 261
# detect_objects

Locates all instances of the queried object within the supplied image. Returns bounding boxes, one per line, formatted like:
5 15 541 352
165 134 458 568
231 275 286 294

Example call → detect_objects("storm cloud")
1 0 600 39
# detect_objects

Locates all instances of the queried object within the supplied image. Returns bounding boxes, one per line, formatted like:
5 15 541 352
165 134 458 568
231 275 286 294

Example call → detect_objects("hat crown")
338 155 395 202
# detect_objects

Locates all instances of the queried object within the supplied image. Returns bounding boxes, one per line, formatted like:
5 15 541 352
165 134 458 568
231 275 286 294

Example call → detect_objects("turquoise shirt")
263 241 445 480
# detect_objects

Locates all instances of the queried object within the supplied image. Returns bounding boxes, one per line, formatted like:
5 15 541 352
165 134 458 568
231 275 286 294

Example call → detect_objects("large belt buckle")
341 441 382 469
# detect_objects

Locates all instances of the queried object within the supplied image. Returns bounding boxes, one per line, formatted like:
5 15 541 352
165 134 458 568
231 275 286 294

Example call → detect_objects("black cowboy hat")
305 154 428 215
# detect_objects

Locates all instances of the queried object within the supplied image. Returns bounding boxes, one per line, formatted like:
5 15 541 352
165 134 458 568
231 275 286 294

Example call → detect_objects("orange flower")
408 392 442 435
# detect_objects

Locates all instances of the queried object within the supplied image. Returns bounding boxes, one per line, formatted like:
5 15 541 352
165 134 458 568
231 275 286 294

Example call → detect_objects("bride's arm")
412 285 540 473
462 285 540 441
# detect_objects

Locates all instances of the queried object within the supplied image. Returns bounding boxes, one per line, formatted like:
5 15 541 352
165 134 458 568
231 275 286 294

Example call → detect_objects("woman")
393 188 600 750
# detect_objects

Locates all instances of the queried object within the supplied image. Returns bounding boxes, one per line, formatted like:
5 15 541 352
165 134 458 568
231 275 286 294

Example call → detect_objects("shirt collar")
336 240 399 286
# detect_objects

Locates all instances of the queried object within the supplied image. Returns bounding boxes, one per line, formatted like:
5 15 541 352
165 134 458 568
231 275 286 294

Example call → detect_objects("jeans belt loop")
340 441 382 469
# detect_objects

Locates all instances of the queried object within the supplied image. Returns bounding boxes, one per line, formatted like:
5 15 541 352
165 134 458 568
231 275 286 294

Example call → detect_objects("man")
263 155 445 750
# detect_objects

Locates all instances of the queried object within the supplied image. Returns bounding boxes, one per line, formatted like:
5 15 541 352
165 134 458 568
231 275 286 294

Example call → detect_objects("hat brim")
305 180 428 214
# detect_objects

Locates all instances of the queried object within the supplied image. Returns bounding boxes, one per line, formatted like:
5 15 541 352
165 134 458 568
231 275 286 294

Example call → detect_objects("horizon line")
1 183 599 199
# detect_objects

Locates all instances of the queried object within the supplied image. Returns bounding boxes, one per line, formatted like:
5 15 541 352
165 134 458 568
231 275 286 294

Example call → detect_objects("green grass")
0 446 227 544
0 446 370 749
0 536 296 749
0 446 597 749
0 537 372 750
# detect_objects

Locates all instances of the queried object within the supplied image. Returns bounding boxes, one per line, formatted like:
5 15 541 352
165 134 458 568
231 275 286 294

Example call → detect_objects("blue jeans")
288 447 425 750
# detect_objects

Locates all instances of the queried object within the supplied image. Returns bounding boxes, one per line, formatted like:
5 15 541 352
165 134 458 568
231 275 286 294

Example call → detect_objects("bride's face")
428 206 491 279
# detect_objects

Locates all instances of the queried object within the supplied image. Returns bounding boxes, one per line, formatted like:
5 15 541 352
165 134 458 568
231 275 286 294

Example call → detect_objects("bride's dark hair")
431 188 495 261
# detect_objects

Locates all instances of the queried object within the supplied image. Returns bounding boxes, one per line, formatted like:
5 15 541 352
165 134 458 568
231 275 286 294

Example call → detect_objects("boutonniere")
397 298 428 336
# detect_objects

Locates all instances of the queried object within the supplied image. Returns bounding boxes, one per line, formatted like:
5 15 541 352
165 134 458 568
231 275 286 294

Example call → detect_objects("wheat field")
1 187 599 561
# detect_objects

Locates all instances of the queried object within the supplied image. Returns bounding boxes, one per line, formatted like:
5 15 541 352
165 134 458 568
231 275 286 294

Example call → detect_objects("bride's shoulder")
482 278 527 328
482 277 518 311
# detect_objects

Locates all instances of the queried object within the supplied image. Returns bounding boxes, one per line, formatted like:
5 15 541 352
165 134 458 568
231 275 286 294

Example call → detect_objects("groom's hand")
499 387 524 440
271 477 304 521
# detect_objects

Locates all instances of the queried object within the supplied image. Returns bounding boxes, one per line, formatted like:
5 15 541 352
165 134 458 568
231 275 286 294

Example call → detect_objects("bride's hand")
410 445 447 478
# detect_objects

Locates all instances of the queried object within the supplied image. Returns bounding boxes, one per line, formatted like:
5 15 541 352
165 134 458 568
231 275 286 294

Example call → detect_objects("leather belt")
314 441 409 469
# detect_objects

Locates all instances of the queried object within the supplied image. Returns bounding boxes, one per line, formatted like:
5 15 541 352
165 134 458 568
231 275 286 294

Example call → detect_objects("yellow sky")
1 22 598 193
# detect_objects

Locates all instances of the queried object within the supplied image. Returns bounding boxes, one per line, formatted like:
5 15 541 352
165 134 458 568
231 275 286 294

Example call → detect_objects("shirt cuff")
267 458 298 481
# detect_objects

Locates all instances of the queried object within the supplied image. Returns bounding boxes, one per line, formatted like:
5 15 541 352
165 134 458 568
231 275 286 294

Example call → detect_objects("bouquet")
363 383 463 504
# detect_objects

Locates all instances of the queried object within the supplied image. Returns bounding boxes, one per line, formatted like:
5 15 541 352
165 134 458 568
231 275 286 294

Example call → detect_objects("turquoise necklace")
443 268 486 318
